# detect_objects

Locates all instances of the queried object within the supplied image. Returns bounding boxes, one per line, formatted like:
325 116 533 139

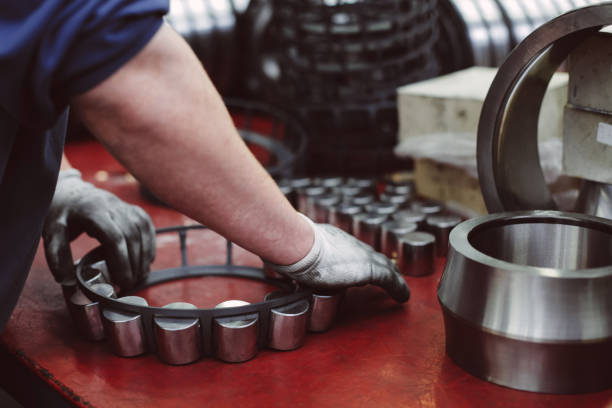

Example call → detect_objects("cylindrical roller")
213 300 259 363
364 202 398 216
398 232 436 277
61 279 77 303
313 193 342 223
154 302 201 365
384 181 415 197
392 209 427 229
355 213 388 250
318 176 344 188
69 283 116 341
309 292 343 333
102 296 148 357
264 292 309 351
412 200 443 215
381 220 418 259
297 186 328 217
426 214 462 257
329 203 362 234
347 177 376 190
379 193 411 207
351 192 375 206
336 184 362 200
288 177 313 189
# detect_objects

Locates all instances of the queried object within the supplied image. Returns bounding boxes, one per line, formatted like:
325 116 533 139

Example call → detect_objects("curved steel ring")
477 4 612 212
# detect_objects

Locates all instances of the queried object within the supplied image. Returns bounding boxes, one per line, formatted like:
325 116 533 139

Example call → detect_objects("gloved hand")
265 217 410 303
43 169 156 289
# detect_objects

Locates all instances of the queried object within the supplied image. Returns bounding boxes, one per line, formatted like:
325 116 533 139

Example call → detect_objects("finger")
134 206 156 279
370 257 411 303
112 209 143 285
42 221 75 284
77 213 134 289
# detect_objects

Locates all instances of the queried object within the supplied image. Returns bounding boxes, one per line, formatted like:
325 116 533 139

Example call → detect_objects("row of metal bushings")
63 274 343 365
277 176 462 276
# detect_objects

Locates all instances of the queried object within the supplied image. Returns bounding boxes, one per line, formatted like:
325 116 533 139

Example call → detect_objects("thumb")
370 255 411 303
42 221 76 284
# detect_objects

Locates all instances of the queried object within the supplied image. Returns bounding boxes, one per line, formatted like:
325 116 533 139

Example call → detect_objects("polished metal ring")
438 210 612 393
477 4 612 212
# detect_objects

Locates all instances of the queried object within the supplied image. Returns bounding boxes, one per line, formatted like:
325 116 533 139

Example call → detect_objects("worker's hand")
43 169 156 289
265 217 410 303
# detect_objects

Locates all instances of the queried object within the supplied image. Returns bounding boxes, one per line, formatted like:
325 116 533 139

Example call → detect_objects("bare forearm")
72 24 312 265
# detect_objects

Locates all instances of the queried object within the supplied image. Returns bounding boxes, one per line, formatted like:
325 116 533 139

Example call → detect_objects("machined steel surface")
438 211 612 393
314 193 342 223
575 180 612 220
69 283 116 342
351 193 375 206
392 209 427 228
397 232 436 277
308 292 343 333
411 200 443 215
379 192 410 207
381 220 418 259
265 292 309 351
425 214 462 257
213 300 259 363
329 203 362 234
364 202 398 216
354 213 389 250
477 4 612 213
154 302 201 365
102 296 148 357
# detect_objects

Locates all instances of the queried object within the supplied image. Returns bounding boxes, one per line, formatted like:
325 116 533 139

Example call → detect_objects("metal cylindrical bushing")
297 186 328 218
347 178 376 190
309 292 343 333
426 214 462 257
412 200 443 215
329 203 362 234
213 300 259 363
380 193 411 208
355 213 388 250
264 292 309 351
318 176 344 188
398 232 436 277
381 220 418 259
69 283 116 341
313 193 342 223
385 181 415 197
336 184 362 201
288 177 312 189
154 302 201 365
351 192 375 206
392 209 427 229
365 202 398 216
102 296 148 357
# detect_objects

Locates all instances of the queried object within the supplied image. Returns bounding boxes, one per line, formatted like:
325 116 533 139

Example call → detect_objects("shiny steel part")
384 182 414 196
213 300 259 363
69 283 116 341
477 4 610 213
379 193 410 207
264 292 309 351
425 214 462 257
351 193 375 206
336 184 362 199
318 176 344 188
575 180 612 220
314 193 342 223
288 177 313 189
354 213 388 250
381 220 418 259
364 202 398 216
329 203 362 234
411 200 443 215
347 178 376 190
102 296 148 357
392 209 427 228
154 302 201 365
398 232 436 277
309 292 343 333
297 185 328 217
438 211 612 393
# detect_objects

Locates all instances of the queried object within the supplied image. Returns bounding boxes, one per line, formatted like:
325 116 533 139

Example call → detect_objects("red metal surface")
1 140 611 407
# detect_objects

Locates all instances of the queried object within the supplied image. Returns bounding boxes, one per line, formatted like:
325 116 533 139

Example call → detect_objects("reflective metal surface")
575 180 612 220
425 214 461 257
213 300 259 363
364 202 398 216
309 292 343 333
154 302 201 365
102 296 148 357
329 203 362 234
392 209 427 228
411 200 443 215
477 4 611 213
438 211 612 393
398 232 436 277
314 193 342 223
69 283 116 341
354 213 388 250
381 220 418 259
265 292 309 351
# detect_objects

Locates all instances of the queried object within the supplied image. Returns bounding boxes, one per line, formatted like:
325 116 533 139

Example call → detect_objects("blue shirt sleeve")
0 0 169 130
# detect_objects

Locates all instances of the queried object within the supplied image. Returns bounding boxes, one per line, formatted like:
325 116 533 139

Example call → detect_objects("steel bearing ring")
438 210 612 393
477 4 612 212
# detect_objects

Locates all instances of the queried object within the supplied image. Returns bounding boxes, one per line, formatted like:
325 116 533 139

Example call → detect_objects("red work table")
1 141 611 408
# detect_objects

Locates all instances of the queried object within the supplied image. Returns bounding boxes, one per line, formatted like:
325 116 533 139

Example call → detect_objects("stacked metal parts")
438 0 605 69
278 176 462 276
63 226 346 365
247 0 440 175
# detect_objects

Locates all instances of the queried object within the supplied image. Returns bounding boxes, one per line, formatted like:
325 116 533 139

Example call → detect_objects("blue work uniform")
0 0 169 332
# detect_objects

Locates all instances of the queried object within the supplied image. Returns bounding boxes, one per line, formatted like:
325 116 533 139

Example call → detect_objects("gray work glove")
265 217 410 303
43 169 156 289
